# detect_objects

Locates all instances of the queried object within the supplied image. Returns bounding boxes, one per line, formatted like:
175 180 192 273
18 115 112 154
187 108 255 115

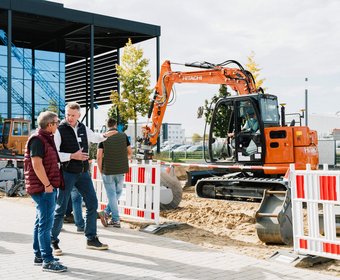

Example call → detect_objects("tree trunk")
134 118 137 155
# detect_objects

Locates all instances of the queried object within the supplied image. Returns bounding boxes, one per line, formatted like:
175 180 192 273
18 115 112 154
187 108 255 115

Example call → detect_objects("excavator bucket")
255 189 293 245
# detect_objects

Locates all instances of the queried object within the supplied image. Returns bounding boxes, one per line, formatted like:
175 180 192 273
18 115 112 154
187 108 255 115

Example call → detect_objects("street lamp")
305 77 308 126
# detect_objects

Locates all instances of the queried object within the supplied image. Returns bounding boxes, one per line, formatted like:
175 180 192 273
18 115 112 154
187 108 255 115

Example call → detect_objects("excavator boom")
144 60 259 146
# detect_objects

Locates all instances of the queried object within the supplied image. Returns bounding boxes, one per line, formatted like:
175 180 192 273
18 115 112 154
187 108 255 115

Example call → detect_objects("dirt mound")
156 187 340 277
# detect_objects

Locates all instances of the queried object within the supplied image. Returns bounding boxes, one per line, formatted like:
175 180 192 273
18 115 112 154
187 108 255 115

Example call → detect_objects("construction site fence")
290 163 340 260
91 160 161 225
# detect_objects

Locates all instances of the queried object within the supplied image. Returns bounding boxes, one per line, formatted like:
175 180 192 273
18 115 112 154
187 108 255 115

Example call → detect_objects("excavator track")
195 175 292 245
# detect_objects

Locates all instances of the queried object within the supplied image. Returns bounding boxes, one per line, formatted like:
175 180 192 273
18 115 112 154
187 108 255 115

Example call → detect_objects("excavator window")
12 122 21 136
236 100 262 161
259 96 280 126
208 101 234 161
22 122 29 136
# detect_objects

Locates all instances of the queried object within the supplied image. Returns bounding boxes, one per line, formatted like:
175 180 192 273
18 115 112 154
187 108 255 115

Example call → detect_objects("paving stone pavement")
0 198 339 280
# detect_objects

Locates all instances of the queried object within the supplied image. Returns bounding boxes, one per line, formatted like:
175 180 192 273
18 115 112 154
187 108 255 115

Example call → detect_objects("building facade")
0 44 65 122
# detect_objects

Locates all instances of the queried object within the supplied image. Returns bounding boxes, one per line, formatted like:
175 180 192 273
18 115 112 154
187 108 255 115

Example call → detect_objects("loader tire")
160 171 183 210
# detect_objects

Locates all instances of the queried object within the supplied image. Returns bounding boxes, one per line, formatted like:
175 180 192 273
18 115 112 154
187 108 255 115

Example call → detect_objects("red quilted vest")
24 129 63 195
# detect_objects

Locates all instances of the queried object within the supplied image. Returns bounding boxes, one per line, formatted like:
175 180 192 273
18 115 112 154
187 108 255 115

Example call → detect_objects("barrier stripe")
299 239 308 249
93 165 97 180
296 175 305 199
320 176 337 201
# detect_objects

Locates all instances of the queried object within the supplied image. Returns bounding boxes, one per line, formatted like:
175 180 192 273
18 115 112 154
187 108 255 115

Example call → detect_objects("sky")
58 0 340 137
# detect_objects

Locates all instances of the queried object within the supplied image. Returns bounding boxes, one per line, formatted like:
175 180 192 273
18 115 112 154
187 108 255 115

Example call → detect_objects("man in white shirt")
51 102 116 255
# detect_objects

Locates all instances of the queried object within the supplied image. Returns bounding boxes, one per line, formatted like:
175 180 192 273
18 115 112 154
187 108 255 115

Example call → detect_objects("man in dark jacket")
24 111 67 273
51 102 116 255
97 118 132 228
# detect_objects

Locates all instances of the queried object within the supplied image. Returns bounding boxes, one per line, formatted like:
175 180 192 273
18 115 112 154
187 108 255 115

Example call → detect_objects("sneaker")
112 220 121 228
42 260 67 273
52 241 62 256
34 257 59 266
86 236 108 250
98 211 108 227
33 257 59 265
64 214 74 224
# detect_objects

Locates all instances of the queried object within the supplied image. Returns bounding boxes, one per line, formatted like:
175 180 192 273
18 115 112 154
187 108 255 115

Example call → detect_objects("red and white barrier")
91 160 160 224
290 164 340 260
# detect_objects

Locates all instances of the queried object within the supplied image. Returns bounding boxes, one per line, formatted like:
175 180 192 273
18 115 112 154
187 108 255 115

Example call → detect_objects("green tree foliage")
201 84 231 137
107 105 128 132
192 133 202 144
110 39 152 149
246 51 266 91
47 99 59 113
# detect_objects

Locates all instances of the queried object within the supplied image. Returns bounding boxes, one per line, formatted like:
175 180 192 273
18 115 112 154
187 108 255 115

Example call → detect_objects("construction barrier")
91 160 160 224
290 164 340 260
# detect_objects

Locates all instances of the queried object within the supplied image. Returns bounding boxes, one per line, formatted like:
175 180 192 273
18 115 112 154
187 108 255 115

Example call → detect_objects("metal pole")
305 77 308 126
156 36 161 153
31 50 35 129
90 24 94 130
7 10 12 119
116 48 120 125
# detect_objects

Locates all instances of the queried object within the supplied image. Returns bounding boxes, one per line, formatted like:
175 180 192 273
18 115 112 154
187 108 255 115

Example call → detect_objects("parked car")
161 144 182 152
173 144 192 152
186 145 206 152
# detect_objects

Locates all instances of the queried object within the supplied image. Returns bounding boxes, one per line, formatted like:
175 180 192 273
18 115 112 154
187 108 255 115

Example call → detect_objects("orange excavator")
138 60 319 245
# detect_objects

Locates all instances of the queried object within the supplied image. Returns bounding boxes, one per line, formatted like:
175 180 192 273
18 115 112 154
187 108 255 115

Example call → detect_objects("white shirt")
54 122 107 162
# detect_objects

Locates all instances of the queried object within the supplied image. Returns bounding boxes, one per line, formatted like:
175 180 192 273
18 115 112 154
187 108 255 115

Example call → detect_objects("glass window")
12 67 23 79
35 50 59 61
0 46 6 55
12 122 22 136
0 55 7 66
260 96 280 125
22 122 29 135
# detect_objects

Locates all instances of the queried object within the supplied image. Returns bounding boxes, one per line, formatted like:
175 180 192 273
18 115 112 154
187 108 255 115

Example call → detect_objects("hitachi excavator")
138 60 318 245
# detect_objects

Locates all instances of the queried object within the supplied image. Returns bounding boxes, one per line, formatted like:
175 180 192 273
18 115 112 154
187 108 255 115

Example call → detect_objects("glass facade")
0 45 65 124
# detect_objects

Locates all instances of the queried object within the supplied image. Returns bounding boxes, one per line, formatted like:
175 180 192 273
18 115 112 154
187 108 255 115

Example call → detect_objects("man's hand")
45 184 54 193
71 149 89 161
104 130 118 138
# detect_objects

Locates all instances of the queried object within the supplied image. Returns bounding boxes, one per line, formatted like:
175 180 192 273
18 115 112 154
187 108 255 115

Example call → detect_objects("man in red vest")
24 111 67 273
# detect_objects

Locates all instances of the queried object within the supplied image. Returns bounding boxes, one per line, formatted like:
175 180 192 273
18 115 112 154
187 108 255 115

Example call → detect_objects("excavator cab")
207 93 280 165
0 119 30 155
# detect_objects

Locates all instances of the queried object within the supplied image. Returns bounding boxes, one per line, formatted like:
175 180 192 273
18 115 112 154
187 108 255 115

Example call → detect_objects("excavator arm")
143 60 260 149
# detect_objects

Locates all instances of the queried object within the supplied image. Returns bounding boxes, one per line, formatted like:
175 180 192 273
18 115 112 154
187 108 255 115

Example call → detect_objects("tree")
246 51 266 91
110 39 152 150
107 105 128 132
47 99 59 113
200 84 231 138
192 133 202 144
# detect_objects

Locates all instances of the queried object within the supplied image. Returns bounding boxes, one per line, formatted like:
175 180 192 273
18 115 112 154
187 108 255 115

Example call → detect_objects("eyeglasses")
51 120 60 125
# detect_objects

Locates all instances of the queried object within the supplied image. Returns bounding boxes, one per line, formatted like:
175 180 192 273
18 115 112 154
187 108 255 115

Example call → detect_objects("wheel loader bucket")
255 189 293 245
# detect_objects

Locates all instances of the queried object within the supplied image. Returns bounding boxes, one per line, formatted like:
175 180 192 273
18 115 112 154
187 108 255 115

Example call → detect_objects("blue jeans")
71 187 84 230
31 190 57 263
51 171 98 242
102 174 124 222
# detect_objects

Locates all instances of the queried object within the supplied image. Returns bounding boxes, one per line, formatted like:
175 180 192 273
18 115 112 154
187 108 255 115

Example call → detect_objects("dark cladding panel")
65 50 118 107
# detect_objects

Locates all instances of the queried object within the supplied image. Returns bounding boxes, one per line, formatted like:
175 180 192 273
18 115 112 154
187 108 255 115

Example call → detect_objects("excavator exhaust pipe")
255 189 293 245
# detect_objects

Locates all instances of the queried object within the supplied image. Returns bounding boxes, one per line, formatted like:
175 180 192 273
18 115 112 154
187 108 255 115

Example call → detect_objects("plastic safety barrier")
91 160 160 224
290 164 340 260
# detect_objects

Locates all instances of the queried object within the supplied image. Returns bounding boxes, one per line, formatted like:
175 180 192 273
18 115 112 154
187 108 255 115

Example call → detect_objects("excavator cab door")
234 99 263 163
206 100 235 162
